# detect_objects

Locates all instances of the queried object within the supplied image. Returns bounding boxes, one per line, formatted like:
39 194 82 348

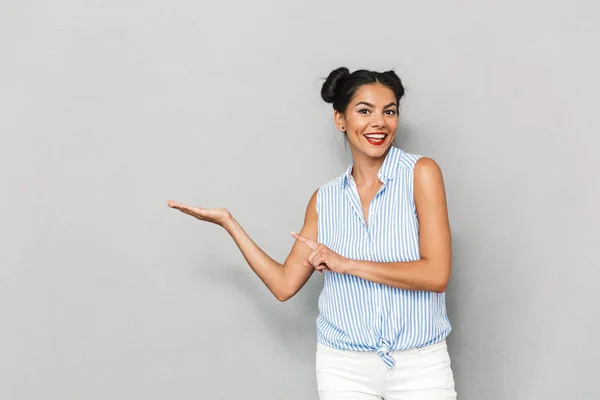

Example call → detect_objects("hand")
166 200 232 227
291 232 352 275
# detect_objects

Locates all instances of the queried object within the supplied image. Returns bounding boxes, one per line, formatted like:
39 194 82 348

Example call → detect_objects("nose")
370 112 386 128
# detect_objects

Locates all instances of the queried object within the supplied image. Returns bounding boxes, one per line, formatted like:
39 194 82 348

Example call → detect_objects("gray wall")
1 1 598 399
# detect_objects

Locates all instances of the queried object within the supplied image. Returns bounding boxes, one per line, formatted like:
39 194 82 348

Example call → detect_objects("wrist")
221 213 235 232
344 258 359 275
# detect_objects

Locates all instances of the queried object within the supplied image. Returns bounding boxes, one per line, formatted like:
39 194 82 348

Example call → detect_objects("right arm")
222 189 319 301
167 189 320 302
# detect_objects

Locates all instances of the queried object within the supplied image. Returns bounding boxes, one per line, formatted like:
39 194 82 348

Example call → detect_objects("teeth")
365 134 386 139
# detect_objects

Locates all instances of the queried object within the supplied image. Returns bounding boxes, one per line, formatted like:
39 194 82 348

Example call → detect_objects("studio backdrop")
1 0 598 399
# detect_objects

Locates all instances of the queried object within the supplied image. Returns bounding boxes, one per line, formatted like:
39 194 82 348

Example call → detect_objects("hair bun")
383 70 405 99
321 67 350 103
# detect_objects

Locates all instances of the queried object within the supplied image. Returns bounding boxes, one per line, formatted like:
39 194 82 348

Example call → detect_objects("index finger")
291 232 319 250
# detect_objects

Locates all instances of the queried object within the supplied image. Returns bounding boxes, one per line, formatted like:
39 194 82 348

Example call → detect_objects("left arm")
292 157 452 293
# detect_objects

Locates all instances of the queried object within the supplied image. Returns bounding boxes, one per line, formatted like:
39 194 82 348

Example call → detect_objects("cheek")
349 118 369 132
387 117 399 130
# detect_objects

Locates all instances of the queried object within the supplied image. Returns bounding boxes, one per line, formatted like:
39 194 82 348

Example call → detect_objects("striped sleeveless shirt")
315 145 452 368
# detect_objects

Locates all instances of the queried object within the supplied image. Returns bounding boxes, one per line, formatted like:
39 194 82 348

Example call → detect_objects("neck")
350 146 390 189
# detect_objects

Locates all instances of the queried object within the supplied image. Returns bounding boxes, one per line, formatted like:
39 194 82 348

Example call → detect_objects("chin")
350 137 393 157
363 143 391 157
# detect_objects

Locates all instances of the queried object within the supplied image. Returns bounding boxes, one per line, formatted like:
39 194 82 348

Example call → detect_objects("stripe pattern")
315 145 452 368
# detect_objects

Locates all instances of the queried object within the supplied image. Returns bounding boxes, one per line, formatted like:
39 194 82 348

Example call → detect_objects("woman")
166 67 456 399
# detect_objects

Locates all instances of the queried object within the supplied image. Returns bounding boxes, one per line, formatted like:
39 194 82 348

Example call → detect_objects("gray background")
1 0 598 399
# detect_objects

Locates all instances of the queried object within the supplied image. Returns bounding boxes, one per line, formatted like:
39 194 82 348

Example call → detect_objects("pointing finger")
291 232 318 250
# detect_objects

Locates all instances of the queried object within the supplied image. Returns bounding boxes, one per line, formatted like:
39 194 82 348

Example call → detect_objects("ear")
333 110 346 133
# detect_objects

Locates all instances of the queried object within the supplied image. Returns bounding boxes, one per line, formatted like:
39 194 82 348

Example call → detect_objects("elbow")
429 265 450 293
275 293 291 302
273 274 300 302
431 280 448 293
420 257 451 293
432 273 450 293
274 289 294 302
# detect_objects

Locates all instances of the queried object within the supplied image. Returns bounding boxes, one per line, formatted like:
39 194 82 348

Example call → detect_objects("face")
335 83 398 158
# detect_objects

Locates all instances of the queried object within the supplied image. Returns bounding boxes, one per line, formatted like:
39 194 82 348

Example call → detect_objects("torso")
357 184 382 228
314 145 452 367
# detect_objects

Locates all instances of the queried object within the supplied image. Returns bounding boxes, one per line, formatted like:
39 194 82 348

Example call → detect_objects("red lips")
364 133 387 146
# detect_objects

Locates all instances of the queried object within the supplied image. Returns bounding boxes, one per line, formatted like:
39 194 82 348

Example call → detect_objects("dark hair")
321 67 405 113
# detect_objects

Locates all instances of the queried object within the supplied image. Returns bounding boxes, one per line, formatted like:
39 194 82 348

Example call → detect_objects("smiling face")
334 82 399 158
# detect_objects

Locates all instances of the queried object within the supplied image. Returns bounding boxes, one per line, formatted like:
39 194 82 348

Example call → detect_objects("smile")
364 133 388 145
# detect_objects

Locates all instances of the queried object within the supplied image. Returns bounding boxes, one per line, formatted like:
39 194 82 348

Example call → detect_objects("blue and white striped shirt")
315 145 452 368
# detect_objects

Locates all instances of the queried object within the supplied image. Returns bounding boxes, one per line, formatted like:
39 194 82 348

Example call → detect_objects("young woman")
166 67 457 399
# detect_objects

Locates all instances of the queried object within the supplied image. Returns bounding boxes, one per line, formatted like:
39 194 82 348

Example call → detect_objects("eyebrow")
354 101 397 109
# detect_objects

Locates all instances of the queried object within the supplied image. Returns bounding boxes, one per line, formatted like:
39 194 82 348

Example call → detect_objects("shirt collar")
343 145 403 187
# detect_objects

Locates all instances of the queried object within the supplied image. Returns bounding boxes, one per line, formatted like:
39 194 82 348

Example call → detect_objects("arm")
167 189 319 302
222 189 319 301
347 157 452 292
293 158 451 293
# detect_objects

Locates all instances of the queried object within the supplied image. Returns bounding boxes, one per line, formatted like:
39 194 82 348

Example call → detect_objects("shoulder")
305 187 319 217
396 149 426 172
395 147 442 177
414 157 443 176
305 174 344 216
319 176 343 190
413 157 445 193
394 151 445 196
316 174 345 197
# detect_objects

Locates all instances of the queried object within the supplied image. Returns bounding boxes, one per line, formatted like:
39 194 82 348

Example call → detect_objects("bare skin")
165 192 319 302
166 82 452 299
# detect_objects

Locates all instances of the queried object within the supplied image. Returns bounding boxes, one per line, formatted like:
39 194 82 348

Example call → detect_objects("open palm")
166 200 231 226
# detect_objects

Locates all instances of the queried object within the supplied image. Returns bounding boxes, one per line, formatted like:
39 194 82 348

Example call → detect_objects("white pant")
316 341 456 400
